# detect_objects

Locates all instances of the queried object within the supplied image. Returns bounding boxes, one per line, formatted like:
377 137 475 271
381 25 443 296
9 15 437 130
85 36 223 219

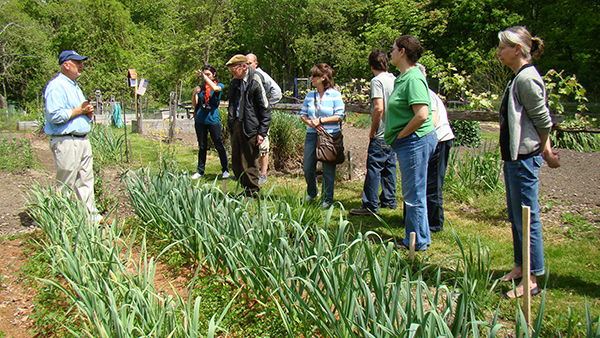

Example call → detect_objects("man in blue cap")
44 50 103 223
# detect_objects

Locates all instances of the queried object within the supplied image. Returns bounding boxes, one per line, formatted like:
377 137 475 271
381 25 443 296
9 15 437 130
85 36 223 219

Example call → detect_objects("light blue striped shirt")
300 88 345 134
44 73 91 136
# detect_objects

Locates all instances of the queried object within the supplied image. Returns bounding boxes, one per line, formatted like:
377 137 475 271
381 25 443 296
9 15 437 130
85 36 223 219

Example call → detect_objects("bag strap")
313 90 343 131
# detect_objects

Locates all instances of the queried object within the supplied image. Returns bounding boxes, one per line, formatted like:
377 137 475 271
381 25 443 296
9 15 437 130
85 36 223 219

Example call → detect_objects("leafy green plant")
0 137 36 173
269 110 306 170
338 78 370 104
449 120 482 147
125 169 537 338
88 125 125 166
541 69 599 152
544 69 588 115
26 184 233 338
445 143 503 201
432 63 471 104
552 114 600 152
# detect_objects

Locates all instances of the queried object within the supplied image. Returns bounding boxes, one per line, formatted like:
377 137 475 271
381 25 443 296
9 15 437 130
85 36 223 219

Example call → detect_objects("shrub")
269 110 305 170
450 120 481 147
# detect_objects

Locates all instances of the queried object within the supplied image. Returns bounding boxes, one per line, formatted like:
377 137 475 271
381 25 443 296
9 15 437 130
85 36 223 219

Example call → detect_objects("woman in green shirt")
385 35 437 251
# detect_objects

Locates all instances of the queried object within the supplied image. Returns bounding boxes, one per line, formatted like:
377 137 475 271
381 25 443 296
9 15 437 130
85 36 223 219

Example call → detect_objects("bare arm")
395 104 429 139
369 98 384 139
202 73 221 92
540 133 561 168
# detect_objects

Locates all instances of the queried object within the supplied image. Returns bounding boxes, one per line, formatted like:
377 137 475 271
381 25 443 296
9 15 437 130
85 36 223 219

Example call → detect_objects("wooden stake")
347 151 353 180
522 205 532 327
409 232 416 261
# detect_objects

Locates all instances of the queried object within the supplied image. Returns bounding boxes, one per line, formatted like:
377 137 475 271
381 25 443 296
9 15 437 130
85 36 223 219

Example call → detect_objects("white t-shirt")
370 72 396 140
430 89 454 142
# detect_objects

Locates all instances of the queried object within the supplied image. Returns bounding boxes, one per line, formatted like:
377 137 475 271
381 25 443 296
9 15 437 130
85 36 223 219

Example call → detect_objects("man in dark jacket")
226 54 271 194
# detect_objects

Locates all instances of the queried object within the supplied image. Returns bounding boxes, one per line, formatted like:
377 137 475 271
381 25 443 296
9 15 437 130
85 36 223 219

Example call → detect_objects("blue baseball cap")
58 50 88 65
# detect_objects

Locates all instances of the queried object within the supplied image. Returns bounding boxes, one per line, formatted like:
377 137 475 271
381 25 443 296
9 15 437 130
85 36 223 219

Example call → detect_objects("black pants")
230 119 260 192
195 121 229 175
426 139 453 231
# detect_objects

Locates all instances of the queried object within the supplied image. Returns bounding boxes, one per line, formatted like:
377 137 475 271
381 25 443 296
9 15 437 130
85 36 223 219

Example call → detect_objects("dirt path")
0 127 599 336
0 133 53 337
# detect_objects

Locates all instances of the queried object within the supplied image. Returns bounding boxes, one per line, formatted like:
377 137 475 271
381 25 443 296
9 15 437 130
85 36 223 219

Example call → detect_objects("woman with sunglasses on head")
191 65 230 179
386 35 437 251
300 63 345 209
496 26 560 298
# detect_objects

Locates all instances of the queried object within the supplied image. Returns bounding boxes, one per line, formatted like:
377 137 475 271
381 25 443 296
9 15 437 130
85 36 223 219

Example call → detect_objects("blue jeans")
427 139 453 231
195 122 229 175
304 132 336 204
504 155 545 276
392 131 437 250
361 138 397 212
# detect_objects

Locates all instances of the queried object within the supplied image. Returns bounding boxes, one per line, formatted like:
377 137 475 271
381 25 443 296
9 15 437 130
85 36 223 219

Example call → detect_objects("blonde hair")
498 26 544 61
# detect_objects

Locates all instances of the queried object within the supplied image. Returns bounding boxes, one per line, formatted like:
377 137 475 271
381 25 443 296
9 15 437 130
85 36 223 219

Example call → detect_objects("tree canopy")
1 0 598 107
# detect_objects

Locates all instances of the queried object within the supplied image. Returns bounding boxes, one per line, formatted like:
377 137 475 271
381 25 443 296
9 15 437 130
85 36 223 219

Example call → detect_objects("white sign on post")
128 78 137 87
137 79 149 96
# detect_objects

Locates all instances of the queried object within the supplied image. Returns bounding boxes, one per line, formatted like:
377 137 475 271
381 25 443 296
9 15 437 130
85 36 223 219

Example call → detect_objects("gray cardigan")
504 65 553 161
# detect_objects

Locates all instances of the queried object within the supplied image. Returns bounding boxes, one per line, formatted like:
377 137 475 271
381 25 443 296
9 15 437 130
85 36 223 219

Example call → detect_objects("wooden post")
94 89 101 125
128 69 141 133
169 92 177 143
409 232 416 261
347 151 353 180
121 91 129 163
522 205 532 327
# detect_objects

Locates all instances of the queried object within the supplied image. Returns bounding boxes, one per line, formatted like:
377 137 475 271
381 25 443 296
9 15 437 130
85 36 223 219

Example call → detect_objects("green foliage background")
2 0 599 107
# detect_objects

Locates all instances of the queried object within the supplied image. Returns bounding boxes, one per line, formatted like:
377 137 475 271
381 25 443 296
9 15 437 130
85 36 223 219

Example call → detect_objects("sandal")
501 286 540 299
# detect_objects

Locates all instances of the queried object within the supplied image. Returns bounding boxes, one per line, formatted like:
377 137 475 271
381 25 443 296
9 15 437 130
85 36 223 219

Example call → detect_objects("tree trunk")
0 93 6 110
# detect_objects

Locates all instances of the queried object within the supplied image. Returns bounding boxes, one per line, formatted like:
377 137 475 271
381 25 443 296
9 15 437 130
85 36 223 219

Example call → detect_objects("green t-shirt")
384 66 434 145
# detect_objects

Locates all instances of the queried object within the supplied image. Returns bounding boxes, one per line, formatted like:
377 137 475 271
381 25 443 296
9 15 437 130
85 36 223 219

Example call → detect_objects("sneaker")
222 171 230 179
304 194 317 203
258 173 268 185
191 172 202 179
349 206 376 215
322 201 332 209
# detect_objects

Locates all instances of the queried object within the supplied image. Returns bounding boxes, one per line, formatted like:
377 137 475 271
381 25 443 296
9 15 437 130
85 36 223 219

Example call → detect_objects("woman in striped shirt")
300 63 345 209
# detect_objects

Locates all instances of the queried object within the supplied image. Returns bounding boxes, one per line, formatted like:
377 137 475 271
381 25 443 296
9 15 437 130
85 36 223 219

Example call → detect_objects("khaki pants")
49 135 97 214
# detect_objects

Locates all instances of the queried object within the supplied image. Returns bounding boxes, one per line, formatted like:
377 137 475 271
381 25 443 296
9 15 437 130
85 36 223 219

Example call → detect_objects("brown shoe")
349 207 376 216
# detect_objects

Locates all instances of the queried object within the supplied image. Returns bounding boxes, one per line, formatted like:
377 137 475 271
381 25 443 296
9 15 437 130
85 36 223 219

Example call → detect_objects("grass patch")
0 135 37 173
345 111 372 129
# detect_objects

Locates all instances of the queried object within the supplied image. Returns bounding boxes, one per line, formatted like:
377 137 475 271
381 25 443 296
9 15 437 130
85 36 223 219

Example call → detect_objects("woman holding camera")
191 65 229 179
